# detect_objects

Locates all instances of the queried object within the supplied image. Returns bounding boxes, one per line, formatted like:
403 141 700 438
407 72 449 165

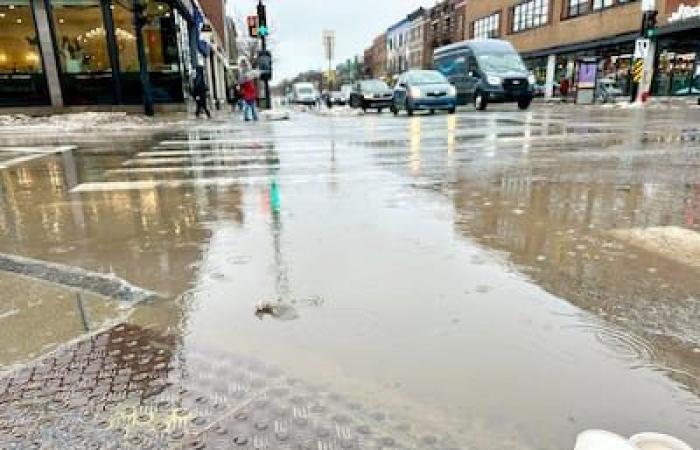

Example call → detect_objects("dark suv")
349 79 394 113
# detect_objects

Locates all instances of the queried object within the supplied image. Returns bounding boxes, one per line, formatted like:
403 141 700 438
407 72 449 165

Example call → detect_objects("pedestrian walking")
192 66 211 119
238 59 259 122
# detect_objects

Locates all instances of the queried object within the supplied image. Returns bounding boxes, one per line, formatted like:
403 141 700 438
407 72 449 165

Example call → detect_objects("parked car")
391 70 457 116
434 39 534 110
349 79 394 112
340 84 354 104
322 91 345 107
291 82 319 106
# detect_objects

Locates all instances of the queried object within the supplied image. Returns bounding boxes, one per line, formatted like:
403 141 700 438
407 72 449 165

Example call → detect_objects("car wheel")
405 100 414 116
517 97 532 110
378 108 383 113
448 107 456 114
350 96 359 108
474 91 488 111
391 105 398 116
430 109 435 115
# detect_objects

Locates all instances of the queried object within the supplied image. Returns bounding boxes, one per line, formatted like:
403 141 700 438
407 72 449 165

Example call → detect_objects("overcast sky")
228 0 435 81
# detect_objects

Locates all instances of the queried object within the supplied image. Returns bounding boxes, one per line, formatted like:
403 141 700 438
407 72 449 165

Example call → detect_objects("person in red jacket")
239 60 259 122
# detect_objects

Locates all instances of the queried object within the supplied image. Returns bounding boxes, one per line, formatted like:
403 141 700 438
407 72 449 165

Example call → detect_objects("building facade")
0 0 231 112
465 0 700 97
407 7 427 70
386 17 410 76
366 33 387 79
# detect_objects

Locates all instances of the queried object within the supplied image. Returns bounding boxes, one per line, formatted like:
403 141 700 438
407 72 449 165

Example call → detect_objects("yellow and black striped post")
632 59 644 83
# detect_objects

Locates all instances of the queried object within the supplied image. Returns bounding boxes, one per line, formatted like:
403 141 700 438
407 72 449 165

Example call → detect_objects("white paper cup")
629 432 693 450
575 430 639 450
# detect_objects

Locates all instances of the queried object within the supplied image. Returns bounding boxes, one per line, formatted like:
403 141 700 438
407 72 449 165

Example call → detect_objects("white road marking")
0 146 75 169
71 171 387 192
123 155 279 166
106 164 282 176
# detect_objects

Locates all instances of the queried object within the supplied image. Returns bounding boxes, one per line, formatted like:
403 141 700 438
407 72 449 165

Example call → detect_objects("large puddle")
0 109 698 448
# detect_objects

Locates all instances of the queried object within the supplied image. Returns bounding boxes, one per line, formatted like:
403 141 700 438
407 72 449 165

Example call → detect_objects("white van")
292 82 318 106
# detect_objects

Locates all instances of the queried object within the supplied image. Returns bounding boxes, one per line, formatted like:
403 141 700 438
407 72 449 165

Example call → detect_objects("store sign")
668 3 700 22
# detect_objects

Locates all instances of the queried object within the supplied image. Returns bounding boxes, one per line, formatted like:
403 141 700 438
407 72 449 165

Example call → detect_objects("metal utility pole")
133 0 154 116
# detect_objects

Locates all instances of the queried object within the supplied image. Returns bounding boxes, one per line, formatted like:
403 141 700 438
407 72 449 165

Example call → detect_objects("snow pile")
315 106 365 117
0 112 185 132
260 109 291 121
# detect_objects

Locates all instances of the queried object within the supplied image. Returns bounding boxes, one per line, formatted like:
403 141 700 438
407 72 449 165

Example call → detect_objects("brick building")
426 0 468 53
465 0 700 97
407 8 428 70
366 34 388 79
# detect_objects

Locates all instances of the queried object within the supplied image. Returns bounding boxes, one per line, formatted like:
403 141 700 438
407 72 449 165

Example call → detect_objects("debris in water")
255 300 299 321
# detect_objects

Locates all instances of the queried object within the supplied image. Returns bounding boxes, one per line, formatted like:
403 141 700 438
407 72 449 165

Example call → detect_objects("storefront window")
567 0 590 17
0 0 49 105
113 0 183 104
50 0 114 104
593 0 614 10
655 51 698 96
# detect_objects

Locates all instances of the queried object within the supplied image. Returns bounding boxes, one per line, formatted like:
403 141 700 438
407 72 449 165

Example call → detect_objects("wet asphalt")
0 105 699 449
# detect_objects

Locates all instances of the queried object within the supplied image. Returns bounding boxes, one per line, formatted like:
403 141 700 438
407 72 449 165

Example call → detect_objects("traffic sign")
634 38 651 58
633 59 644 83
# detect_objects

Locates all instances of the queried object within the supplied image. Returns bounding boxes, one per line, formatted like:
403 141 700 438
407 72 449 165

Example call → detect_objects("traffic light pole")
258 0 271 110
260 34 271 110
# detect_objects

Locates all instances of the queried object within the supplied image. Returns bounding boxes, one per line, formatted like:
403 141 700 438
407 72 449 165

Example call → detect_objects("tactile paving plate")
0 324 460 449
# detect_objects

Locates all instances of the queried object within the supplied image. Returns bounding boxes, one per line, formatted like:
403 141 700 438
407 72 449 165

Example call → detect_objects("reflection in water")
409 117 422 175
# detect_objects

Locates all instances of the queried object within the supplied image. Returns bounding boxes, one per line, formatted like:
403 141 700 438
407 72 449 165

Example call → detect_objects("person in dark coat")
192 66 211 118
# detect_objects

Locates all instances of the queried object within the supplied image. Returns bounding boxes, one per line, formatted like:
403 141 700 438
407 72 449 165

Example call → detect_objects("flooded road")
0 107 699 449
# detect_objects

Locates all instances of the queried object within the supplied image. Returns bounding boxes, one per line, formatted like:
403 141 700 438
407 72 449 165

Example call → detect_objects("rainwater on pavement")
0 106 699 449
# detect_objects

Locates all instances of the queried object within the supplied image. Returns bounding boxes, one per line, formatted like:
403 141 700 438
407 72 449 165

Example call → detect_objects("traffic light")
257 2 267 28
257 2 269 37
643 10 658 38
247 15 258 37
257 49 272 81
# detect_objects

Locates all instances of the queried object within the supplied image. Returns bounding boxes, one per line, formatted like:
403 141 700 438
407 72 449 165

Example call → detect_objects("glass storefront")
0 0 49 106
523 30 700 99
655 50 698 96
50 0 114 105
143 0 183 103
113 0 183 104
48 0 184 106
0 0 196 109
